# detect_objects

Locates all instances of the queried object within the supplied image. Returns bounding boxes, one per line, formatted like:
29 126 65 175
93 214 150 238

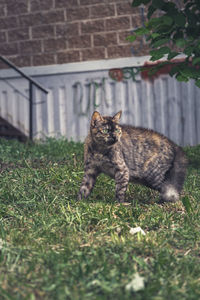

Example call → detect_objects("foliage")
129 0 200 87
0 138 200 299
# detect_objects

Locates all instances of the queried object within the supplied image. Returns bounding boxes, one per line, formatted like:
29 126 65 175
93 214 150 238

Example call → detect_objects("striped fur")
78 111 187 203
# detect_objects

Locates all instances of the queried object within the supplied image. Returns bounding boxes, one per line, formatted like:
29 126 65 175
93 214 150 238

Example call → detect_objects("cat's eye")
115 128 121 133
102 128 109 134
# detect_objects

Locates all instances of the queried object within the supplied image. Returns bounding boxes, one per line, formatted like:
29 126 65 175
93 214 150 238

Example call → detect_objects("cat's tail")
161 146 188 202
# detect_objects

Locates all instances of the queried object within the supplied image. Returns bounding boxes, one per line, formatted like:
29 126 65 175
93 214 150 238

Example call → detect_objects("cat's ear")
113 110 122 123
91 111 103 127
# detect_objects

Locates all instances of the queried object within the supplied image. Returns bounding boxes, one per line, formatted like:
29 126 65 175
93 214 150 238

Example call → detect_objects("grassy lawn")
0 138 200 300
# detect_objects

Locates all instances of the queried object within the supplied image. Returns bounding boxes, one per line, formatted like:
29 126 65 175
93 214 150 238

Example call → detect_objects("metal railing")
0 56 48 140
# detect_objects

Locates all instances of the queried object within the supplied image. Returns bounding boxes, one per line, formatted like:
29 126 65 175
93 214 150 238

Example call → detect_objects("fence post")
29 81 33 141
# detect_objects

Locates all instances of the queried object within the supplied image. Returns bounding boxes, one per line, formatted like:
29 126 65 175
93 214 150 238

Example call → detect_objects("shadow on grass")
187 158 200 170
184 145 200 170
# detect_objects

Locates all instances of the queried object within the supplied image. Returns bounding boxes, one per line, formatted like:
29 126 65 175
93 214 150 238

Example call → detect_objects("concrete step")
0 117 27 142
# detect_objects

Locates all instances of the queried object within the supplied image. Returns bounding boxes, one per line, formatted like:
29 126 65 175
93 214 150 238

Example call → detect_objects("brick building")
0 0 148 68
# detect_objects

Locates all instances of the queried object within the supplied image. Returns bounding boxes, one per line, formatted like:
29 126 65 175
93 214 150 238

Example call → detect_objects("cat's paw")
77 186 89 201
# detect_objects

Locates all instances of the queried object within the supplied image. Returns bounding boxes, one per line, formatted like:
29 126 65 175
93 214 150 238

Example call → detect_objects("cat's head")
90 111 122 146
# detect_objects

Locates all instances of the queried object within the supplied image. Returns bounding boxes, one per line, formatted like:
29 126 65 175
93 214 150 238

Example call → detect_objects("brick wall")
0 0 149 68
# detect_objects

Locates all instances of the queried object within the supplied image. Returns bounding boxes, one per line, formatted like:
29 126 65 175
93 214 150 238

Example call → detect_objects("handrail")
0 56 48 94
0 56 48 140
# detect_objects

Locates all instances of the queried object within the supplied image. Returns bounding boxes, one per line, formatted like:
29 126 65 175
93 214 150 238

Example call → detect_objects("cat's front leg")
115 167 129 203
78 166 99 201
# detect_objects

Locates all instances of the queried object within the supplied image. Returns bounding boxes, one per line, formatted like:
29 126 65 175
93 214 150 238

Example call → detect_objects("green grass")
0 138 200 300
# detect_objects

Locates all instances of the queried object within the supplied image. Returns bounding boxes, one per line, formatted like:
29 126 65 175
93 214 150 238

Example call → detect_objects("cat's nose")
112 136 117 142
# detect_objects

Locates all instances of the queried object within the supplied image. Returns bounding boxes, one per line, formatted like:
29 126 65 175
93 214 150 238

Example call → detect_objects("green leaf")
156 46 171 55
152 0 164 9
151 33 160 39
142 0 151 3
152 38 169 48
174 13 186 27
150 56 162 62
126 35 137 42
168 51 180 60
180 66 197 78
148 18 173 34
134 27 150 36
169 65 179 76
148 17 162 28
162 15 173 26
192 57 200 65
184 46 194 56
176 74 189 82
150 47 170 61
187 36 194 42
132 0 143 7
173 31 184 41
162 2 177 13
156 25 173 35
147 5 157 19
175 38 187 48
195 79 200 88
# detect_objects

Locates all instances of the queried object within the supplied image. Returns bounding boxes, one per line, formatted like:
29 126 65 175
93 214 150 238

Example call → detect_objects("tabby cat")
78 111 187 203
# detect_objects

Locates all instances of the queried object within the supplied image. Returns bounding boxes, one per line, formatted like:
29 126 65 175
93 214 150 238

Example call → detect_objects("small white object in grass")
129 226 146 236
125 273 145 292
116 227 121 233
